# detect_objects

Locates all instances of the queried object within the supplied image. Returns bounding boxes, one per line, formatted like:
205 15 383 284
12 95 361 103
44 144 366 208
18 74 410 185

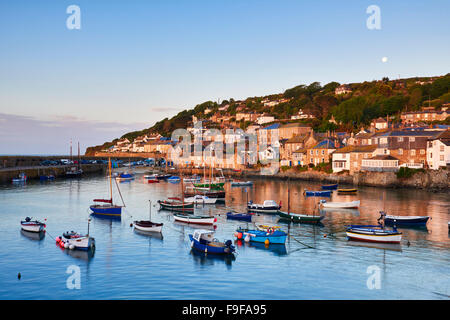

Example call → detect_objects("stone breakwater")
168 168 450 191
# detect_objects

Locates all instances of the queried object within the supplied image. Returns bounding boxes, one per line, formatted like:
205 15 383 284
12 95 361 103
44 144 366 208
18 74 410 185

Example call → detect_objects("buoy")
323 234 327 238
60 241 65 248
237 232 242 239
64 242 69 249
130 223 133 227
56 237 60 243
264 239 270 245
18 273 21 280
244 235 250 243
191 241 194 248
233 232 238 237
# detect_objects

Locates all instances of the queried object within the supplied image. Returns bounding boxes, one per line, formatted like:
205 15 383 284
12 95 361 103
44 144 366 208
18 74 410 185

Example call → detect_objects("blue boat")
167 176 180 183
189 230 235 255
116 172 134 181
40 175 55 181
303 189 332 197
226 212 252 222
235 227 287 244
90 158 124 218
321 184 338 190
379 211 430 226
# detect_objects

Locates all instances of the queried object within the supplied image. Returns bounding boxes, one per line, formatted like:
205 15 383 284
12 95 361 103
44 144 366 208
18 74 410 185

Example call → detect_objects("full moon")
382 57 388 63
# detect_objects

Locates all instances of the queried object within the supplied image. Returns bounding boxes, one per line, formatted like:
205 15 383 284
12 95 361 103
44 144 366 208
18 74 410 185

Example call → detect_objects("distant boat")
184 195 217 204
189 230 235 255
247 200 281 213
173 214 217 225
12 172 27 183
379 211 430 226
158 198 194 212
65 166 83 178
337 188 357 195
231 181 253 187
184 175 201 183
20 217 46 233
226 212 252 222
167 176 180 183
319 200 360 209
321 184 338 190
278 211 324 224
145 176 160 183
90 158 125 218
39 175 55 181
115 172 134 181
235 227 287 244
156 174 172 180
57 231 95 251
304 189 332 197
346 225 402 244
184 189 226 200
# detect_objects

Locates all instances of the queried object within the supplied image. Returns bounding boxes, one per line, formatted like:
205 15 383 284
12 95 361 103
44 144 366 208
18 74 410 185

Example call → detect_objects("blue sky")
0 0 449 154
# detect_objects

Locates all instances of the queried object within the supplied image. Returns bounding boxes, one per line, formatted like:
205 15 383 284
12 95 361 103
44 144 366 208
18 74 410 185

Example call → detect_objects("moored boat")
134 220 163 233
174 214 217 225
184 195 217 204
158 198 194 212
319 200 360 209
321 184 338 190
20 217 46 233
167 176 180 183
303 189 332 197
56 231 95 251
278 211 324 224
12 173 27 183
226 212 252 222
115 172 134 181
235 227 287 244
189 230 235 255
379 211 430 226
337 188 357 195
346 225 402 243
247 200 281 213
231 181 253 187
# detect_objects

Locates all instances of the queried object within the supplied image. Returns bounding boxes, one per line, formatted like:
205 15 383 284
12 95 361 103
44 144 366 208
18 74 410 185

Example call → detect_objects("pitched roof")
368 155 399 161
285 134 308 144
312 139 336 149
280 122 311 129
333 145 377 154
263 123 280 130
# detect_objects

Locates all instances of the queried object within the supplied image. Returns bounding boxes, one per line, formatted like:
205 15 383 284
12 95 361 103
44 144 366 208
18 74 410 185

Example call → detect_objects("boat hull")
321 184 338 190
346 231 402 243
384 216 429 226
21 222 45 233
304 190 332 197
337 189 357 194
277 211 324 224
226 212 252 222
174 214 216 225
236 229 287 244
321 200 360 209
90 205 122 217
134 221 163 233
60 236 95 251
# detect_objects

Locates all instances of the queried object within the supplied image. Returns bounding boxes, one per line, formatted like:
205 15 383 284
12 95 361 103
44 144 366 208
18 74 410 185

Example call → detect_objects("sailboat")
90 158 125 217
278 181 324 224
133 200 163 233
65 141 83 178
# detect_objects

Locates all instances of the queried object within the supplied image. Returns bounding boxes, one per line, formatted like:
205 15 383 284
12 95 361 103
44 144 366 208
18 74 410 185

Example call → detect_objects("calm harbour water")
0 169 449 300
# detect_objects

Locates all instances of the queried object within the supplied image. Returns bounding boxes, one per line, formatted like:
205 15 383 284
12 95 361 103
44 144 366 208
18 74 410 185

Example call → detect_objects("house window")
322 158 325 163
310 150 313 155
410 137 415 142
420 149 425 155
440 145 445 152
410 149 416 156
316 150 319 155
440 155 444 161
398 149 403 155
398 137 403 142
321 150 325 155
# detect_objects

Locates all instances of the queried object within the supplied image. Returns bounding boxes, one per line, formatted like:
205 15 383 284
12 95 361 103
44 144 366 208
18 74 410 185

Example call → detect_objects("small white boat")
319 200 360 209
247 200 281 213
173 214 217 225
20 217 46 233
12 173 27 183
184 176 201 183
346 225 402 244
57 231 95 251
231 180 253 187
184 195 217 204
134 221 163 233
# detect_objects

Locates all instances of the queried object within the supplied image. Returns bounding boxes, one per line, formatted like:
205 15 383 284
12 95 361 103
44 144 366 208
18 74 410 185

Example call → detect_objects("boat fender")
191 241 194 248
204 247 207 254
244 235 250 243
237 232 242 239
69 244 75 250
56 237 61 243
60 241 65 248
64 243 69 249
264 239 270 245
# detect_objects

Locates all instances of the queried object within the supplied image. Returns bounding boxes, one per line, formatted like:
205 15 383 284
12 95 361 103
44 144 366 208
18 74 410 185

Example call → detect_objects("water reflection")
346 240 403 252
189 249 235 268
61 246 96 262
20 230 45 241
133 228 164 241
235 240 287 256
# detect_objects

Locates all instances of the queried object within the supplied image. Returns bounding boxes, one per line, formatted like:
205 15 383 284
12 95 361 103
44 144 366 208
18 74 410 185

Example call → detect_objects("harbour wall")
166 167 450 191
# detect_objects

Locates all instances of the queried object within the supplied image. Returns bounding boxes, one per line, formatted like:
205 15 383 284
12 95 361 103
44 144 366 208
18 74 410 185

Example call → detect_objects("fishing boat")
303 189 332 197
20 217 46 233
226 212 252 222
145 175 160 183
158 198 194 212
231 180 253 187
133 200 163 233
247 200 281 213
90 158 125 218
189 230 235 255
184 189 226 200
12 172 27 183
65 141 83 178
173 214 217 225
319 199 360 209
115 172 134 181
156 174 172 180
379 211 430 226
337 188 358 195
346 225 402 244
321 184 338 190
39 174 55 181
235 227 287 244
184 195 217 204
278 183 324 224
57 231 95 250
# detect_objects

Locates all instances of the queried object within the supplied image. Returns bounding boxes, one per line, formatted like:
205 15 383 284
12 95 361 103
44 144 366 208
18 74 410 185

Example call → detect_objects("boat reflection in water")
60 245 96 262
189 249 235 268
235 239 287 256
346 240 402 252
20 229 46 241
89 213 121 222
133 228 164 241
319 208 360 216
173 220 217 231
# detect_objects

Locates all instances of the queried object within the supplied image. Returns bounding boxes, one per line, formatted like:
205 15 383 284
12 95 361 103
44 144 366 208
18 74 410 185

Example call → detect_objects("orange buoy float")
237 232 243 239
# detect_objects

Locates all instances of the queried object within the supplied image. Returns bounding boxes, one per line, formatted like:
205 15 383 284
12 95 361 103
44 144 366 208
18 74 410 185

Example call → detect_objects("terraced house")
306 139 336 166
332 145 377 174
427 130 450 169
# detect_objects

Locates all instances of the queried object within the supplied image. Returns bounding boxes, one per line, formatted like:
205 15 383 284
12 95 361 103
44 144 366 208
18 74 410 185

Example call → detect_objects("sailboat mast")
109 158 113 203
287 183 290 214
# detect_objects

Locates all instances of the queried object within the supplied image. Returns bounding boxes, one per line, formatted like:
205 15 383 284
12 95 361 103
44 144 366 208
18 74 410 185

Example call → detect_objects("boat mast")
287 182 290 215
149 200 152 221
77 142 81 171
109 157 113 203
